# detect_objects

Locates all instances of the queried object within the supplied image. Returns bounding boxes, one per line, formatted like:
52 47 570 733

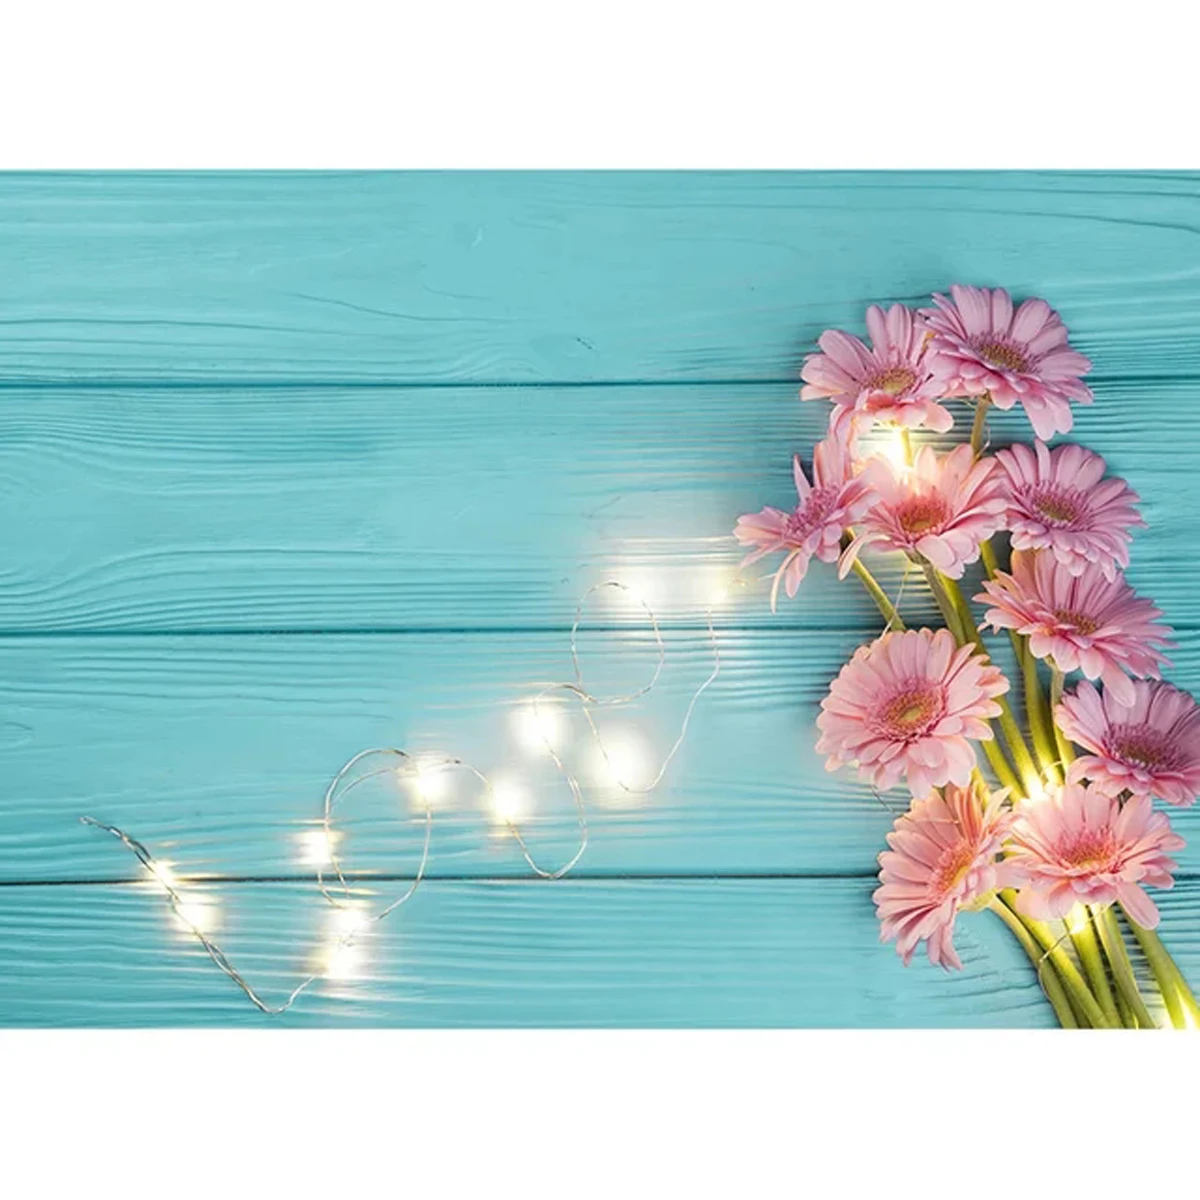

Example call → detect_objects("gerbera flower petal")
1006 784 1183 927
816 627 1008 796
800 303 953 437
855 444 1008 579
734 435 878 610
920 286 1092 438
976 551 1172 696
1057 679 1200 807
997 440 1143 580
874 778 1012 969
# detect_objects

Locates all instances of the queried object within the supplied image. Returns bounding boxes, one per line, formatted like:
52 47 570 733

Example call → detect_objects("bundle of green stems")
847 418 1198 1029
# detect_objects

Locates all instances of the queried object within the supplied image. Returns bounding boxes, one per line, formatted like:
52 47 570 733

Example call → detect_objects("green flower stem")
1071 912 1120 1028
917 561 1024 794
1021 640 1061 782
999 889 1115 1029
980 733 1022 795
994 703 1042 796
920 560 967 640
849 558 905 632
936 572 1041 797
988 897 1077 1028
1112 983 1135 1029
1096 906 1157 1029
979 539 1002 584
1124 913 1200 1029
977 540 1052 780
850 551 1023 796
970 395 992 459
1048 666 1075 768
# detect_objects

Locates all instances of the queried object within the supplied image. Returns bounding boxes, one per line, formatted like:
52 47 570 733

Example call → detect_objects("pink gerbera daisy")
996 440 1144 580
1006 784 1184 929
840 444 1008 580
1056 679 1200 807
921 285 1093 440
816 627 1009 797
874 778 1014 969
976 551 1172 706
734 433 876 610
800 303 954 436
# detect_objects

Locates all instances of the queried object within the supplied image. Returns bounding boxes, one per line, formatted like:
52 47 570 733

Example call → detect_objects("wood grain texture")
5 171 1200 1027
6 628 1200 882
0 627 917 881
0 877 1071 1027
0 381 1196 633
1 172 1199 385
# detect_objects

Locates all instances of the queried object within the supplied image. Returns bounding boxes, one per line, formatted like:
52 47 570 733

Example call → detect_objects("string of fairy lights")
81 580 726 1015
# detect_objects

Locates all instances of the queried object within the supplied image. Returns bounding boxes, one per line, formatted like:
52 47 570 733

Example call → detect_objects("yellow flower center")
976 339 1030 373
879 684 943 738
932 842 978 896
896 495 949 536
869 367 916 396
1059 830 1117 872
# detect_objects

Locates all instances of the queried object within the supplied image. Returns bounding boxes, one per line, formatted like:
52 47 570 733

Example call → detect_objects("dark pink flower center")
783 486 840 544
875 681 946 741
895 494 950 537
867 366 916 397
973 337 1030 373
931 841 979 898
1052 608 1101 636
1028 486 1088 528
1106 724 1182 773
1057 829 1118 873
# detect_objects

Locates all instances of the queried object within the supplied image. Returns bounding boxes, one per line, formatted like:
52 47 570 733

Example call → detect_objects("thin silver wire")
79 815 321 1015
80 576 725 1014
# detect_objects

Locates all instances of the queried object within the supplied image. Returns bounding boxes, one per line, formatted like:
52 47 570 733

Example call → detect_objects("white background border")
3 1 1198 1191
2 1 1196 167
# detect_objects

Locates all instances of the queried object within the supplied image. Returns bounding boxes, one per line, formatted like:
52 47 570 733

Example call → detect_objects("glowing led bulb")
489 777 529 825
314 900 373 982
296 828 342 867
1066 904 1088 935
407 759 450 808
705 577 732 608
322 941 365 982
328 903 370 939
511 699 567 757
148 860 179 891
883 427 910 474
174 898 219 936
590 728 654 801
1022 769 1059 806
603 566 668 615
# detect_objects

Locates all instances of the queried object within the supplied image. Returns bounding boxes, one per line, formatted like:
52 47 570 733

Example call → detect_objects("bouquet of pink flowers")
736 285 1200 1028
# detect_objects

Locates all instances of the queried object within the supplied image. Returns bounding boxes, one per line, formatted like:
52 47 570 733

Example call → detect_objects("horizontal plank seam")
6 624 1200 639
0 870 880 887
0 373 1190 392
0 623 925 639
3 870 1198 887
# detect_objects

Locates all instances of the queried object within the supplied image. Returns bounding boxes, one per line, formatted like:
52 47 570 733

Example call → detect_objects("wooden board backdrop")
3 171 1199 1026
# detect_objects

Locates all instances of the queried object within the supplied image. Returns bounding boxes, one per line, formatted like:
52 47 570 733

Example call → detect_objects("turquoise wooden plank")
5 171 1200 1029
0 877 1072 1026
5 629 1200 882
1 172 1199 385
0 381 1195 633
0 381 904 633
0 627 904 881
